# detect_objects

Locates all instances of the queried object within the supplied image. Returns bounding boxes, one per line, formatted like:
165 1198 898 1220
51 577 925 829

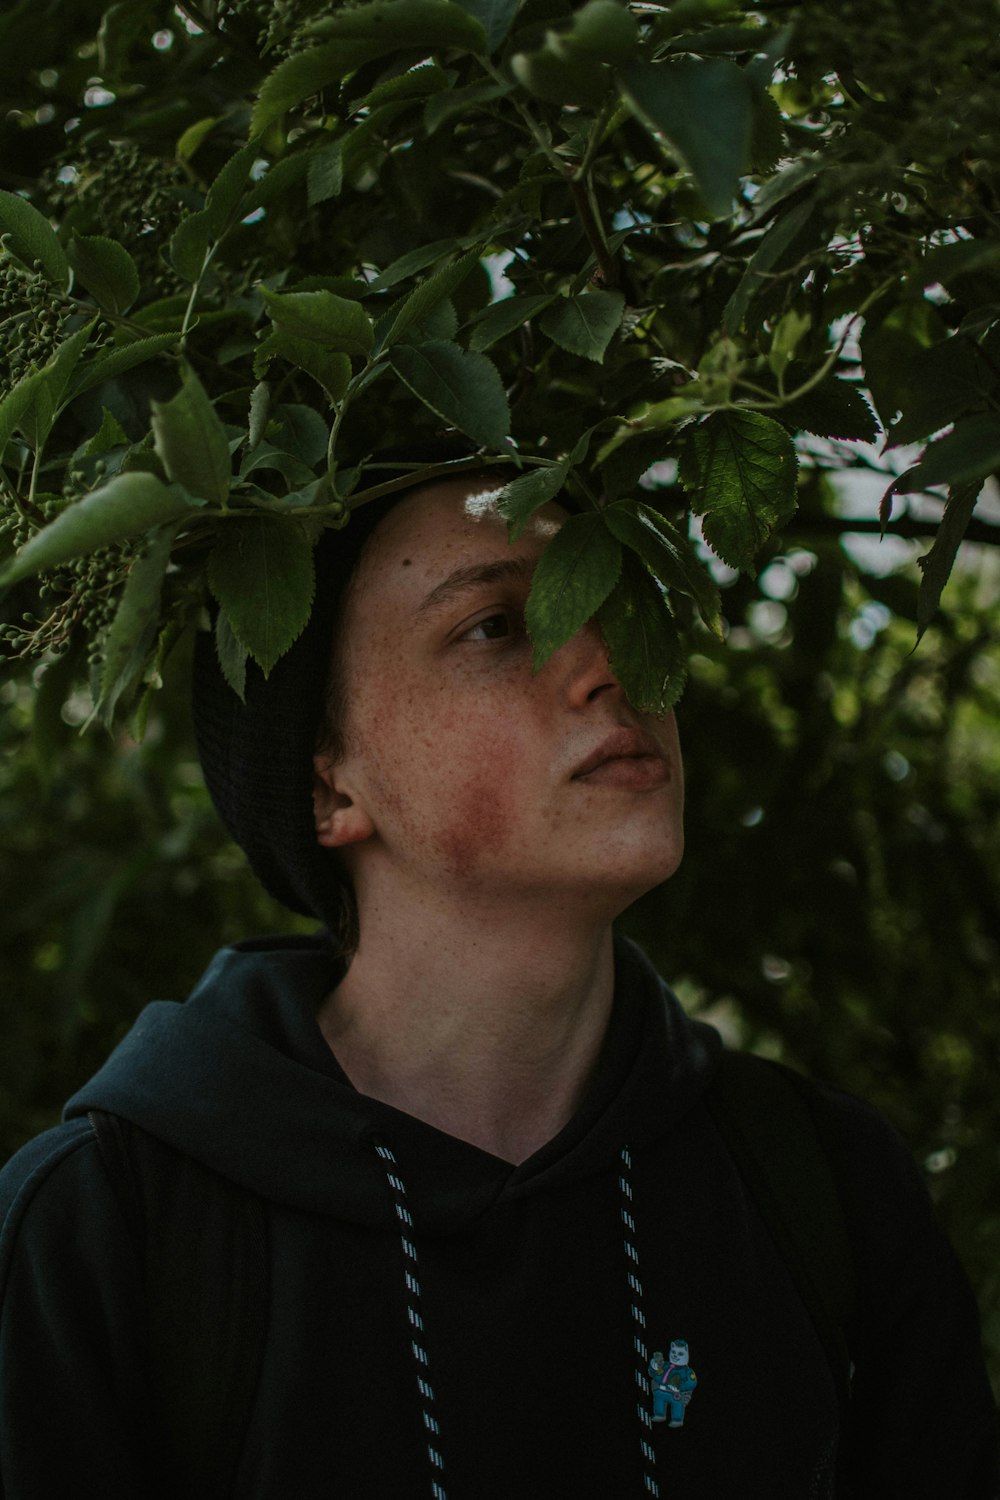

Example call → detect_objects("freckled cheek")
430 730 525 877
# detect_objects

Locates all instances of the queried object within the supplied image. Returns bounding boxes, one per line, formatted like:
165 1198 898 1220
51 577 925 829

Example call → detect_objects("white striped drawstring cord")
375 1142 447 1500
620 1145 660 1498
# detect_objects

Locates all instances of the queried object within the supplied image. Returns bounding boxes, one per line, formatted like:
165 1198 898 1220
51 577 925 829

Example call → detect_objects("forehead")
349 478 565 621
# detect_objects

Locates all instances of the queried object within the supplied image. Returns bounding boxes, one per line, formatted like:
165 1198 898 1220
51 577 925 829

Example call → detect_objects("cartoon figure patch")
649 1340 698 1427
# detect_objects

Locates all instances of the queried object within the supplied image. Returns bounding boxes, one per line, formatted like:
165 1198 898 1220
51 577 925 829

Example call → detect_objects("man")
0 474 996 1498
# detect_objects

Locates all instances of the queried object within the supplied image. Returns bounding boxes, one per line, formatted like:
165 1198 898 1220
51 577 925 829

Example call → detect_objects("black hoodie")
0 935 996 1498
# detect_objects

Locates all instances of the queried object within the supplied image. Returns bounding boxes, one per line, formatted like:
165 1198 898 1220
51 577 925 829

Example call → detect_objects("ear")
312 752 376 849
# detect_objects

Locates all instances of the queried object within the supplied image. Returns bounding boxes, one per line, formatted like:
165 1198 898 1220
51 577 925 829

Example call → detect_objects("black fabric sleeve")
0 1123 153 1500
809 1085 1000 1499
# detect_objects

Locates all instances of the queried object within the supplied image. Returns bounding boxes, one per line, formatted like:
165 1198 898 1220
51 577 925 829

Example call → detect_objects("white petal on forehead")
462 484 561 537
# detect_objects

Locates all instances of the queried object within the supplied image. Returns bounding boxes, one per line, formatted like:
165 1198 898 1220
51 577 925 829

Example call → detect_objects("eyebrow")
415 556 535 618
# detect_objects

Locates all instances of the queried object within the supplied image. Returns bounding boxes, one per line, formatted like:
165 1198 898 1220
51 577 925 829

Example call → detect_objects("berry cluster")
0 479 135 670
0 257 73 400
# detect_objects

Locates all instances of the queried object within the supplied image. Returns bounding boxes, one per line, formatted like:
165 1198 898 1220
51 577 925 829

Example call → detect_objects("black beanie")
191 490 402 924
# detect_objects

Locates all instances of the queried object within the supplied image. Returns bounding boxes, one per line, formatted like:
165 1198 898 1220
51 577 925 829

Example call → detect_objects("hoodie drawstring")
375 1142 447 1500
620 1145 660 1496
374 1139 659 1499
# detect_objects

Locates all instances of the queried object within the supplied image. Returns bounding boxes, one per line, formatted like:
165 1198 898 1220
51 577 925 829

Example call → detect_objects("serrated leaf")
468 293 555 351
97 522 178 724
621 58 752 219
253 39 389 136
205 142 258 237
0 473 197 589
916 482 982 640
424 78 510 133
207 516 315 676
169 209 212 283
685 409 798 573
215 607 248 700
352 58 450 110
261 288 375 358
897 414 1000 493
881 334 993 448
70 332 180 400
0 188 70 288
307 141 343 207
603 500 722 636
151 366 232 505
781 376 879 443
540 290 625 363
0 370 46 456
253 328 352 403
381 251 479 348
67 235 140 315
597 556 687 715
84 407 129 457
248 381 271 451
389 340 510 448
525 510 622 670
497 461 570 541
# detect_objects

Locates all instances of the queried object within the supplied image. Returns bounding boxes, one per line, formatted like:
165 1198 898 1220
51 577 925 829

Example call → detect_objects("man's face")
315 478 684 917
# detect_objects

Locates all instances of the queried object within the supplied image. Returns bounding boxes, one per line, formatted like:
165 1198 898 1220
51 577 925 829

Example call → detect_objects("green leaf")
67 235 140 316
151 366 232 505
781 376 880 443
17 321 96 450
468 293 556 352
540 290 626 363
249 381 271 450
352 58 451 110
307 142 343 207
497 461 570 541
569 1 640 62
205 142 259 237
253 328 352 404
208 516 316 676
621 58 752 219
597 556 687 715
881 335 994 448
0 369 47 456
898 414 1000 493
253 2 485 135
389 340 510 448
424 78 510 133
215 607 249 700
253 39 390 136
84 407 129 457
368 238 460 292
603 500 722 636
176 115 222 163
768 309 810 378
0 473 197 589
381 250 479 348
97 522 178 724
685 409 798 573
915 482 982 640
261 288 375 358
169 208 212 283
723 196 816 333
451 0 519 52
305 0 486 48
70 332 180 400
0 188 70 288
510 47 609 110
525 510 622 670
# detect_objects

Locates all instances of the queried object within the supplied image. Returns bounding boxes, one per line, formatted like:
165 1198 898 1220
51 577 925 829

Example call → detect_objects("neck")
316 894 617 1165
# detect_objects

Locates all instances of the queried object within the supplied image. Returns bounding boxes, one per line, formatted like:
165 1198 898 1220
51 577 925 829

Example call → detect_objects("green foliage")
0 0 998 721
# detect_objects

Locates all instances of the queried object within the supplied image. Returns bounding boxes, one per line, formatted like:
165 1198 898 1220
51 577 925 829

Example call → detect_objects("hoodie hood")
65 932 721 1233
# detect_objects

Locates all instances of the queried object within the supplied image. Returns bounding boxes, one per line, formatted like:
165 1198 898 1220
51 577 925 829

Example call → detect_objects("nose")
552 616 624 707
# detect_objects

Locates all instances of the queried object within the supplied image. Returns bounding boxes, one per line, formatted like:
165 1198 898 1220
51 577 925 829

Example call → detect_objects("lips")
571 728 667 781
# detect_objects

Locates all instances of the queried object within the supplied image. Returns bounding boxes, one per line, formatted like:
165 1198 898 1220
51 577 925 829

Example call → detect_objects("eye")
460 612 511 641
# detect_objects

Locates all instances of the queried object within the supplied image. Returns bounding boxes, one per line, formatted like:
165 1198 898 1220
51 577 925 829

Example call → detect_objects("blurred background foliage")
0 0 998 1404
